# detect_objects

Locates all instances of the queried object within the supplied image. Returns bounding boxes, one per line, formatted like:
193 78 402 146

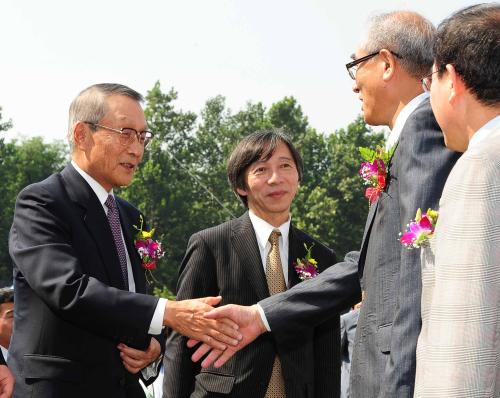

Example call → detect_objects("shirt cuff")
256 303 271 332
148 298 167 335
141 355 163 382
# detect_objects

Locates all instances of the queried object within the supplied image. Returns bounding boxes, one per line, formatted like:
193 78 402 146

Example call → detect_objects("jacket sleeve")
313 249 341 398
8 184 158 350
259 251 361 335
162 232 218 398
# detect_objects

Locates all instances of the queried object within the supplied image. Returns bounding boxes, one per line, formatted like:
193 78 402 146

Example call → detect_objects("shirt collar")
467 115 500 151
248 210 290 252
386 92 429 150
71 160 113 208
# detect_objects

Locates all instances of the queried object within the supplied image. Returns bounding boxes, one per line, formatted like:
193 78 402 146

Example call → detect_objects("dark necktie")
105 194 129 290
264 230 286 398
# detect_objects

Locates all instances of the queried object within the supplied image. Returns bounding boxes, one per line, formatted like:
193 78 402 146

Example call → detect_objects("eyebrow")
350 53 356 60
254 156 294 164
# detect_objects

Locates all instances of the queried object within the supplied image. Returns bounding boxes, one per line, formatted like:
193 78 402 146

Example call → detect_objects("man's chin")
115 177 135 188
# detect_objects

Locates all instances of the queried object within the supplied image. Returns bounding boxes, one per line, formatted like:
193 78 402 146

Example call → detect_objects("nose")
127 137 144 159
352 80 360 94
268 168 284 184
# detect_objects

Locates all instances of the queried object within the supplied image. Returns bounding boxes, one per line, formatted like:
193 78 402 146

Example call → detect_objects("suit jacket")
163 212 340 398
259 99 460 397
8 164 163 398
414 124 500 397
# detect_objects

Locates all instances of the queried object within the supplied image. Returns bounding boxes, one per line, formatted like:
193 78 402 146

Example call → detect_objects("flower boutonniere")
358 145 395 205
400 208 439 249
133 215 165 284
293 243 319 281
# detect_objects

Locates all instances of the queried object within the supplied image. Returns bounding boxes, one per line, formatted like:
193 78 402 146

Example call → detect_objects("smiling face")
236 141 299 227
74 94 146 191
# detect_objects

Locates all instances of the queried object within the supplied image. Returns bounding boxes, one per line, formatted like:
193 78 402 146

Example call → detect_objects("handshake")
163 297 266 368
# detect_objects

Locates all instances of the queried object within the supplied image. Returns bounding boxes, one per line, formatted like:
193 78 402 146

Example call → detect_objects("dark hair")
0 287 13 305
434 3 500 106
227 129 304 207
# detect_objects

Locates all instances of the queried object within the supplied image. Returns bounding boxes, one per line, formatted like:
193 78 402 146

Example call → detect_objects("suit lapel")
61 164 128 290
231 212 270 301
287 226 302 288
117 204 147 294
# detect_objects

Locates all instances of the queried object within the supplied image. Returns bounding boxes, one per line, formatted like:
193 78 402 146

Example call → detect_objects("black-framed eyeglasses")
345 50 402 80
84 122 154 148
421 70 439 93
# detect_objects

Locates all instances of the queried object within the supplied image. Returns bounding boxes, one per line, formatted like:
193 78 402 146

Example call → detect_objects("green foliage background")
0 83 384 293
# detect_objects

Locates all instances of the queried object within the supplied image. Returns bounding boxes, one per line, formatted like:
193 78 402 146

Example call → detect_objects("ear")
236 187 248 197
73 121 90 151
446 64 465 104
379 49 397 82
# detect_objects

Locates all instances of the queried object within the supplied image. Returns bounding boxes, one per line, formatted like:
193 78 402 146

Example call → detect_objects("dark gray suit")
163 212 340 398
259 99 460 397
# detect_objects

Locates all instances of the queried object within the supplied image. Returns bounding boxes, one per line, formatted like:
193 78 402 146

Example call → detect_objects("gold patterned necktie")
264 230 286 398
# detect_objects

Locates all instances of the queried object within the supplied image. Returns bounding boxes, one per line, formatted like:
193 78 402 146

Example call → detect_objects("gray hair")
67 83 144 151
361 11 436 79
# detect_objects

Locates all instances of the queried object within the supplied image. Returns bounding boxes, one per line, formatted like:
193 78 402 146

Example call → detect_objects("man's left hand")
118 338 161 374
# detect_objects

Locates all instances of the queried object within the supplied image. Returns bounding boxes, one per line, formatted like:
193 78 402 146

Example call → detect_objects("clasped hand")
187 304 267 368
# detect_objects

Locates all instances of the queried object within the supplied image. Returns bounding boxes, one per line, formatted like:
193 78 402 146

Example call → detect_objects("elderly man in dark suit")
191 11 461 398
8 83 241 398
163 130 340 398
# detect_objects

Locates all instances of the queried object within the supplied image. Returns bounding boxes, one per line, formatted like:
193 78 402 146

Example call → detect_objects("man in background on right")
414 3 500 396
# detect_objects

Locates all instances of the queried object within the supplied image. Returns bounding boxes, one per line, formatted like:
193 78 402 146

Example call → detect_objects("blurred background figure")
340 299 362 398
0 287 14 361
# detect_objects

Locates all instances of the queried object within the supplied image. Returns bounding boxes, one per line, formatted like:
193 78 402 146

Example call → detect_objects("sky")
0 0 491 143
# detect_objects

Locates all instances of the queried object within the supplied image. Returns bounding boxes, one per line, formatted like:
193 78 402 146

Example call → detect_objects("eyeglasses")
345 50 402 80
84 122 154 148
421 70 439 93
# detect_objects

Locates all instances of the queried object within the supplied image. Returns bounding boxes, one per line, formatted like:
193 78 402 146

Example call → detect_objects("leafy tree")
0 89 384 294
123 83 384 291
0 136 67 282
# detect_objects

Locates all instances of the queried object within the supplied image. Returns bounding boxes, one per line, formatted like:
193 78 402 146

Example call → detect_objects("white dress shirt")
71 161 166 335
467 114 500 151
248 210 291 285
248 210 291 332
385 92 429 150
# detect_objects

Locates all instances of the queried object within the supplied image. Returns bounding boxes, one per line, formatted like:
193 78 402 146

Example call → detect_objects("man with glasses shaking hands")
189 11 461 398
343 11 460 397
8 83 241 398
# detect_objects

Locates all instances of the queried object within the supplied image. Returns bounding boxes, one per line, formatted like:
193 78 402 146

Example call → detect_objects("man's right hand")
188 304 267 368
163 296 242 351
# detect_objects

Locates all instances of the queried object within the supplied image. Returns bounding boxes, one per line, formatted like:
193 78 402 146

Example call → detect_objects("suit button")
119 377 126 387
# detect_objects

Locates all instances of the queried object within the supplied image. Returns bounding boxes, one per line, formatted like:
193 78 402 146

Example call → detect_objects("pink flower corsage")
293 243 319 280
400 208 439 249
133 215 165 283
358 145 394 205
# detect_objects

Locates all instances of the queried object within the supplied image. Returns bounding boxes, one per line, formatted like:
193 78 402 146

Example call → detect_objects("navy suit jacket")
8 164 163 398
